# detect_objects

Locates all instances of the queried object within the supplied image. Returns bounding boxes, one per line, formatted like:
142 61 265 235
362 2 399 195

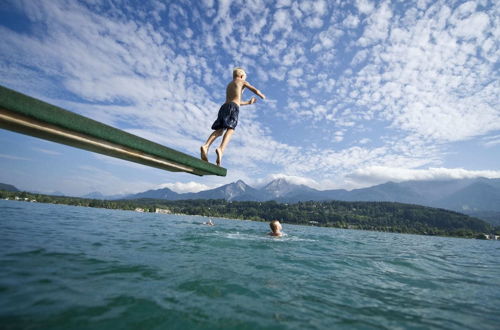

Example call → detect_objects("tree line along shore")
1 190 498 239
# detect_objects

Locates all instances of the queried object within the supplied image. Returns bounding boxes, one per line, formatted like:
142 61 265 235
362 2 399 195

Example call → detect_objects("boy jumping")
200 68 265 166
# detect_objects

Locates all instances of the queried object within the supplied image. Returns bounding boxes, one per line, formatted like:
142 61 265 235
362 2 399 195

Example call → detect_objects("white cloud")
331 0 500 148
357 1 392 46
32 147 62 156
351 49 369 66
276 0 292 8
312 0 328 16
272 9 292 32
349 166 500 185
451 12 490 40
453 1 478 18
1 0 498 195
482 135 500 148
304 16 324 29
214 0 231 22
333 131 344 142
311 26 343 52
356 0 375 15
202 0 214 9
343 14 360 29
0 153 31 161
159 181 212 193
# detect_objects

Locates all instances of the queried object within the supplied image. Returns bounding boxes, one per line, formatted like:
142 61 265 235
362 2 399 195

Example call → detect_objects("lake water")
1 199 499 329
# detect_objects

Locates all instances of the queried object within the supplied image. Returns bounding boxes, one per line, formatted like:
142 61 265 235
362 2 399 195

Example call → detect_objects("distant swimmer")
200 67 266 166
268 220 283 237
203 219 215 226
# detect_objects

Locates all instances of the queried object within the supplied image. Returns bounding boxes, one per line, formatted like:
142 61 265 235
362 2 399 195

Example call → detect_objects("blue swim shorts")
211 102 239 130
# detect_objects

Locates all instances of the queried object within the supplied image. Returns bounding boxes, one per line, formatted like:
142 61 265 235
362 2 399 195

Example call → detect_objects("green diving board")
0 85 226 177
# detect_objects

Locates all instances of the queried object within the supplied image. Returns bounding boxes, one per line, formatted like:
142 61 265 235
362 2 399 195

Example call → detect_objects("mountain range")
0 183 19 192
118 177 500 225
2 177 499 225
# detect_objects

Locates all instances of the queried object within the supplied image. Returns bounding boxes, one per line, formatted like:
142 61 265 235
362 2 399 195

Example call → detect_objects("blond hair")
233 67 246 78
269 220 280 232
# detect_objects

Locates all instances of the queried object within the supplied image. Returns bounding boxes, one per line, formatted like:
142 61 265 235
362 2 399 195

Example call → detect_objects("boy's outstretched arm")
243 81 266 99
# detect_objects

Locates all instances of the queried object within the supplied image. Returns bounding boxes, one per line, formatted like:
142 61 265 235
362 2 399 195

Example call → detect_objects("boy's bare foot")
215 148 223 166
200 146 208 162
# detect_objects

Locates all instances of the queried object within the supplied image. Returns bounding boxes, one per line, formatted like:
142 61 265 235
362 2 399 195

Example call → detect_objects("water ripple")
1 200 499 329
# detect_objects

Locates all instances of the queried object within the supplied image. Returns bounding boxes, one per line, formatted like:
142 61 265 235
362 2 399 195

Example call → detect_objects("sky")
0 0 499 196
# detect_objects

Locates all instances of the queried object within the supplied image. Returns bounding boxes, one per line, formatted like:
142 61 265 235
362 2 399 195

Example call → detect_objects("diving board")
0 85 226 177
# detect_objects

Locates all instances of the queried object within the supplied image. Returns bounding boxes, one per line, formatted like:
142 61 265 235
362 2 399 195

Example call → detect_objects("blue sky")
0 0 499 196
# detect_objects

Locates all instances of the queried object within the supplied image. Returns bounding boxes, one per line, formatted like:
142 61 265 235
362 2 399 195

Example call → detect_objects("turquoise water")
1 200 499 329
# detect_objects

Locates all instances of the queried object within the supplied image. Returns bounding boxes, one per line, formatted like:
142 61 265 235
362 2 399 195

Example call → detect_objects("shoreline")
1 195 496 240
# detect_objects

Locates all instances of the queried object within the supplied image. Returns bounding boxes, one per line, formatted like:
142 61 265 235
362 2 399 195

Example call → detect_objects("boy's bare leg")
215 128 234 166
201 129 223 161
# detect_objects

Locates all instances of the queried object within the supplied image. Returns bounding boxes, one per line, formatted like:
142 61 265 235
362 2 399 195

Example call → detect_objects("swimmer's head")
269 220 282 234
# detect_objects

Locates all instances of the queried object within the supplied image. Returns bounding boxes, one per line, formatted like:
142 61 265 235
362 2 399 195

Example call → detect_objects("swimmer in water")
268 220 283 237
203 219 215 226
